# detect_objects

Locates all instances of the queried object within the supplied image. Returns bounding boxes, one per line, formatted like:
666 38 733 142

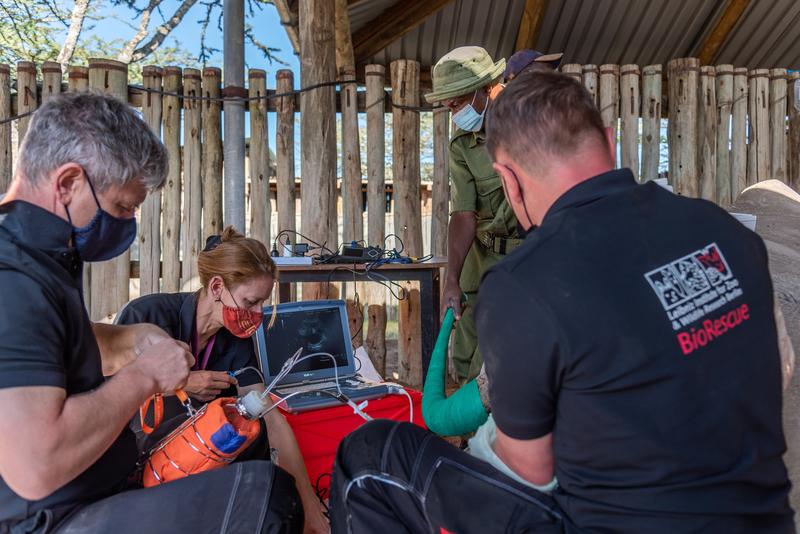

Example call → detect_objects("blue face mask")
65 173 137 262
452 91 487 132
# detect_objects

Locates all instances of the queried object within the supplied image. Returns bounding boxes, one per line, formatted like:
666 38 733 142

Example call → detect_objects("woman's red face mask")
221 289 263 338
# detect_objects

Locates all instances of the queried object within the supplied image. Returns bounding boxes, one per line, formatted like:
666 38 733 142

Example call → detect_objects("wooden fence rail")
1 57 799 385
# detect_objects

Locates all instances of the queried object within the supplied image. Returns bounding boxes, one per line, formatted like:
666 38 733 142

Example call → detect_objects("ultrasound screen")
264 307 349 376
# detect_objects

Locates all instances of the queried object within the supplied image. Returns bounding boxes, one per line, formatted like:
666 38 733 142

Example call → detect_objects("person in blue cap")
504 49 563 82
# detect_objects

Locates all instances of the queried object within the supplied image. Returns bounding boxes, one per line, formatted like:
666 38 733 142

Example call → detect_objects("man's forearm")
446 212 477 284
26 367 154 498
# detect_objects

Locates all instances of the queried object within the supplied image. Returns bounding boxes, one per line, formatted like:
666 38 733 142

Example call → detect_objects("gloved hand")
423 308 489 436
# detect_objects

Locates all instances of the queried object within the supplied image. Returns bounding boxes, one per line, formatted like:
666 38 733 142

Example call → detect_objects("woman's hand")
183 371 237 401
302 499 330 534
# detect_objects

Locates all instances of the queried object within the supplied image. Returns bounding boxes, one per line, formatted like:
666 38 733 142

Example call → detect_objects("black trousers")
10 461 303 534
329 420 565 534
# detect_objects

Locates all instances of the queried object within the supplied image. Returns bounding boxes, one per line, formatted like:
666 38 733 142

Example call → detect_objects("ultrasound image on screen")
264 307 349 376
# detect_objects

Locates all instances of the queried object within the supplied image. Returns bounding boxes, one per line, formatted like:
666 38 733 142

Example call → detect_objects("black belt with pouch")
477 233 524 255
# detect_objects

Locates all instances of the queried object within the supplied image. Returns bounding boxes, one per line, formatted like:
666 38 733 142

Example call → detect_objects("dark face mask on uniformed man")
64 170 137 262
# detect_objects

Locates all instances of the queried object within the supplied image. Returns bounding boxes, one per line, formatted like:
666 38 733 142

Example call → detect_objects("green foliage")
0 0 68 65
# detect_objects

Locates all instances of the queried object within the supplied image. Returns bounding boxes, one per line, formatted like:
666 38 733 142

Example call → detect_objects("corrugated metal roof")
344 0 800 70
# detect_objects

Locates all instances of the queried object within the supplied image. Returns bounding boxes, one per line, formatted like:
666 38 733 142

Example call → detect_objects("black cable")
383 234 405 255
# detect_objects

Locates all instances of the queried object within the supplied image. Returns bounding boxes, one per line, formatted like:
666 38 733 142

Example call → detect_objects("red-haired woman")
117 226 328 534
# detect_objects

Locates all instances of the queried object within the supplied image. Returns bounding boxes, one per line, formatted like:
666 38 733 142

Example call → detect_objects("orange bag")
142 396 261 487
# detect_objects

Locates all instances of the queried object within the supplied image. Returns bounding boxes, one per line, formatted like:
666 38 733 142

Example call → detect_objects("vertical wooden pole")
88 59 129 321
391 59 423 256
561 63 582 83
139 66 163 296
667 58 700 197
16 62 37 145
620 65 640 180
391 58 422 387
747 69 770 186
41 62 62 101
249 69 270 245
789 72 800 192
698 66 717 202
68 66 89 91
731 68 748 198
0 65 11 191
202 67 223 239
431 108 449 257
365 64 385 248
599 65 620 166
68 65 90 309
161 66 182 293
365 63 386 374
641 65 662 183
769 68 787 184
300 0 337 299
715 65 733 205
340 66 362 245
582 65 598 105
182 69 202 290
276 70 296 239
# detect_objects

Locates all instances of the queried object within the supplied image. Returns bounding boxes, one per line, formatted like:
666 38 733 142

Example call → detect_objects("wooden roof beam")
353 0 455 65
514 0 550 52
273 0 300 55
697 0 752 65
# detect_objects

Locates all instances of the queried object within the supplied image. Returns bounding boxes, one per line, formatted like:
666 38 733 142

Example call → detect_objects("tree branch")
57 0 91 69
117 0 162 63
130 0 199 63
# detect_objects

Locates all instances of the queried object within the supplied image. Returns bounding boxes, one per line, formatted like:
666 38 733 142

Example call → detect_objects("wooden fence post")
789 72 800 192
769 68 787 184
41 61 62 101
641 65 662 183
161 66 182 293
561 63 582 82
731 68 748 198
715 65 733 205
68 66 89 91
431 108 449 257
202 67 223 239
300 0 337 270
16 62 37 145
365 63 387 374
747 69 770 186
340 66 362 244
182 68 202 290
88 59 129 321
620 64 640 179
582 65 598 105
599 65 619 166
249 69 270 246
139 66 163 296
276 70 296 244
0 65 10 191
68 65 90 309
667 58 699 197
698 66 717 202
391 58 422 386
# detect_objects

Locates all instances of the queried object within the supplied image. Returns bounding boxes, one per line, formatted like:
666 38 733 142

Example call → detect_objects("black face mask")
64 172 137 262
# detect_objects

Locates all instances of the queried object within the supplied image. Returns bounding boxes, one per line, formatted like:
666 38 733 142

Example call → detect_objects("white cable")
383 383 414 424
231 366 265 383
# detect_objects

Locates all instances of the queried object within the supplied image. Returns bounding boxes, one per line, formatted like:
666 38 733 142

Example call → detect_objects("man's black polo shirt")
116 292 261 424
0 201 137 524
475 169 793 532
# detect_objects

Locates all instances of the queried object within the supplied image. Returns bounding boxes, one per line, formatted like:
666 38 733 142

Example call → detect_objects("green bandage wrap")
423 308 489 436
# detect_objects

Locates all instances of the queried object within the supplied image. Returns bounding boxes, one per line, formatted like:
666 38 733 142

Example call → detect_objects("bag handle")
140 389 192 435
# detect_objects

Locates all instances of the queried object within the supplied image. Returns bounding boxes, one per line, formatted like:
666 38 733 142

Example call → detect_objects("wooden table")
276 258 445 374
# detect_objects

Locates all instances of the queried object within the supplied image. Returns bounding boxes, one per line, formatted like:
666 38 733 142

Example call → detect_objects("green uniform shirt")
450 127 519 292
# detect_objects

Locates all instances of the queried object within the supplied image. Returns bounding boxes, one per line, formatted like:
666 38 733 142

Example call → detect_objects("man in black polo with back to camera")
329 70 794 533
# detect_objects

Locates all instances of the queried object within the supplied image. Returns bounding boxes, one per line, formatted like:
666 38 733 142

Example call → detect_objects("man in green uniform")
424 46 522 381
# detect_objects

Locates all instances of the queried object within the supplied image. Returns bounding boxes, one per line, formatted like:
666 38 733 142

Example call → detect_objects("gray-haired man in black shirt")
0 92 301 533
